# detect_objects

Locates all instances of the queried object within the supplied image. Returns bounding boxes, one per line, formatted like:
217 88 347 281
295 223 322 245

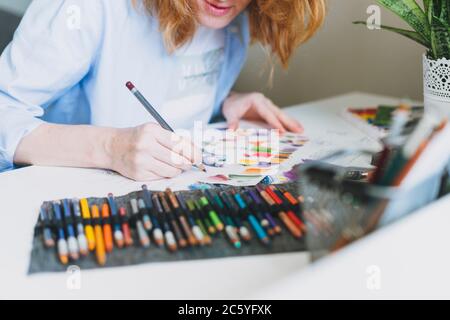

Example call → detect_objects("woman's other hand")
222 92 304 133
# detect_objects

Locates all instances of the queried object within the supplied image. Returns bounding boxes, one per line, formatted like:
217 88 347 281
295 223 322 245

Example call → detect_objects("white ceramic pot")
423 54 450 118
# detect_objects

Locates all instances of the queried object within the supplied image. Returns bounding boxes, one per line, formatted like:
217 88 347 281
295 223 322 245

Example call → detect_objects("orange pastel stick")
279 211 302 239
101 203 114 253
119 207 134 247
91 205 107 266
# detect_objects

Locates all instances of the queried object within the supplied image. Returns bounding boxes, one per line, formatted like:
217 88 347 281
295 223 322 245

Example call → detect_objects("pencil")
219 191 252 242
62 199 80 261
159 192 188 248
141 185 164 245
126 81 206 173
256 186 302 239
232 191 270 245
52 201 69 265
119 207 134 247
152 193 177 252
107 193 124 248
39 206 55 248
101 203 114 253
176 192 206 245
130 198 151 248
166 188 198 246
71 199 88 256
91 205 107 266
80 198 96 251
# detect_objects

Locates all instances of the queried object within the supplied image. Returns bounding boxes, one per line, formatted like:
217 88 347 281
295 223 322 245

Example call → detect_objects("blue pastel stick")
52 201 69 263
141 185 156 230
248 214 268 241
39 206 55 248
62 199 80 260
107 193 121 232
234 193 269 244
107 193 124 246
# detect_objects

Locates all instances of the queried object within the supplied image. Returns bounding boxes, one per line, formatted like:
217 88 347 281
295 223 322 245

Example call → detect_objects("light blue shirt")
0 0 250 172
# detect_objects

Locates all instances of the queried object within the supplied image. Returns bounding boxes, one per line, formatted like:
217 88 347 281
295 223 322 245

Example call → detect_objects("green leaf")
353 21 430 47
439 0 450 24
378 0 431 40
429 12 450 58
423 0 431 15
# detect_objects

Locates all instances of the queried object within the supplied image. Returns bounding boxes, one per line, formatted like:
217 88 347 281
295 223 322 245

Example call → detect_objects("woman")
0 0 326 180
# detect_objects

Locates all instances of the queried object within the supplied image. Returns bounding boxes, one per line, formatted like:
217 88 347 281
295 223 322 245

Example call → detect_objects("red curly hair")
141 0 326 68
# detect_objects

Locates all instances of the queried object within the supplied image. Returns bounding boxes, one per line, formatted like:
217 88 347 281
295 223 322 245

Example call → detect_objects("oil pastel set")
29 183 306 273
341 104 424 140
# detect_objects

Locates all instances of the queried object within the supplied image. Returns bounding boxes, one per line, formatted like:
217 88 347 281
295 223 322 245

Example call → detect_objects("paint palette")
200 129 309 186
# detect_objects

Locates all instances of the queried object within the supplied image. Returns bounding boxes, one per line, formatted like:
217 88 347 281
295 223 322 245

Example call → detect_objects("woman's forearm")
13 123 117 170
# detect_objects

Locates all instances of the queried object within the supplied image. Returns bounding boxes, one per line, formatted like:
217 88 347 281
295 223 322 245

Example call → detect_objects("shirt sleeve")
0 0 105 172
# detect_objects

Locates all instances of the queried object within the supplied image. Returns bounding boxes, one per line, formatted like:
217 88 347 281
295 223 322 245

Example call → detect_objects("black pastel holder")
28 183 306 274
299 150 446 261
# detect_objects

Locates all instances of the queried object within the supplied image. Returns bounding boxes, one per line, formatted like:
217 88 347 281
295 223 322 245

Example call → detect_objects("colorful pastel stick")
91 205 107 266
130 199 151 248
270 186 306 232
39 206 55 248
233 192 269 245
194 199 216 235
248 189 281 234
176 192 205 245
119 207 134 247
242 190 272 236
205 190 241 248
152 194 177 252
140 185 154 231
166 189 198 246
256 186 302 239
141 187 164 245
107 193 124 248
199 196 224 231
275 186 306 232
52 201 69 265
101 203 114 253
62 199 80 260
80 198 96 251
185 199 211 245
219 191 251 241
137 198 163 246
159 193 187 248
71 199 88 256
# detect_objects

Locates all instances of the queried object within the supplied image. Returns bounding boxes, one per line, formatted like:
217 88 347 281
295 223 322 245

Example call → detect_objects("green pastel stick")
200 197 223 230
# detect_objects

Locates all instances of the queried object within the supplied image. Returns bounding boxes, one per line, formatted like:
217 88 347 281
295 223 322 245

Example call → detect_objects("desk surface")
0 92 424 299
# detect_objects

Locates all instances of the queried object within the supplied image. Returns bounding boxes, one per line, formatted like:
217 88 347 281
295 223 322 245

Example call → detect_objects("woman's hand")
222 92 304 133
108 123 202 181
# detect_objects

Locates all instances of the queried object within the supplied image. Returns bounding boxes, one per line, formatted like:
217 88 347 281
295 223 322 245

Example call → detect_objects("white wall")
235 0 425 107
0 0 425 106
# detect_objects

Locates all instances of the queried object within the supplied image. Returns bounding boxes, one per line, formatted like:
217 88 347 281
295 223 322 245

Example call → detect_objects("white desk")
253 194 450 300
0 92 431 299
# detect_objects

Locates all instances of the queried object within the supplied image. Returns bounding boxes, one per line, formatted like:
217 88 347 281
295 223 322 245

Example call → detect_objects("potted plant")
354 0 450 117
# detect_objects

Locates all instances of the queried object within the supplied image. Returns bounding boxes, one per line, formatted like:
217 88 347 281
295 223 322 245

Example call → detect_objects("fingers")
122 168 161 182
266 101 304 133
148 158 183 178
278 112 304 133
223 106 241 131
256 102 286 133
227 120 240 131
134 171 160 182
152 144 193 171
154 128 202 165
